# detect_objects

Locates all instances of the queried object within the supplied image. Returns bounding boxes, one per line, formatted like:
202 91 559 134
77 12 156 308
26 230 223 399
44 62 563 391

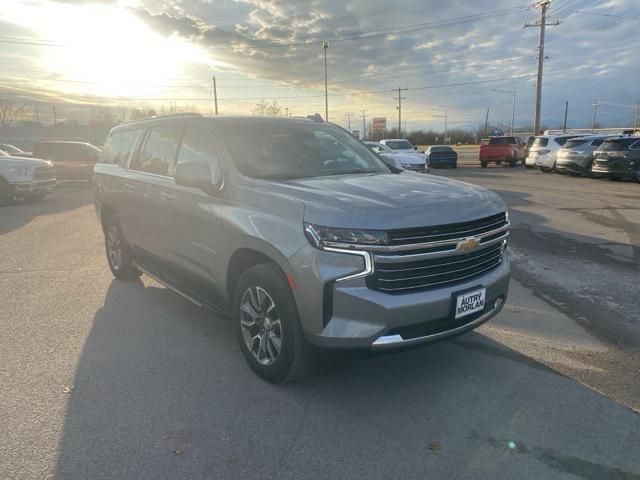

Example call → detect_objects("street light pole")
323 41 329 122
431 107 447 144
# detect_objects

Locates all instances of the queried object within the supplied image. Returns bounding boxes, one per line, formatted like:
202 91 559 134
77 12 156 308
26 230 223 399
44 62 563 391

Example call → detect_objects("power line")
572 10 640 19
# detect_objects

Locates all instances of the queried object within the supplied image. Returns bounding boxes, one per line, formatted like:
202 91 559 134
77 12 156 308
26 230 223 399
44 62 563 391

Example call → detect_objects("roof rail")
119 112 203 126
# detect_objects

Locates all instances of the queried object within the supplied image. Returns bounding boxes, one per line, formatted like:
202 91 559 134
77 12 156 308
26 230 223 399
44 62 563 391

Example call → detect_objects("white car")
526 134 584 172
365 141 429 173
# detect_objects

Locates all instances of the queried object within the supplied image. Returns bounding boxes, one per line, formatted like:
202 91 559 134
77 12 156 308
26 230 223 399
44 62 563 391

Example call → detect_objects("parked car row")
0 140 101 204
365 139 458 171
526 134 640 182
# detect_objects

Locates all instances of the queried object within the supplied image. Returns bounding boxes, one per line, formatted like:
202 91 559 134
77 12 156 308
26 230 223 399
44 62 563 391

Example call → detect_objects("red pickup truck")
479 136 526 167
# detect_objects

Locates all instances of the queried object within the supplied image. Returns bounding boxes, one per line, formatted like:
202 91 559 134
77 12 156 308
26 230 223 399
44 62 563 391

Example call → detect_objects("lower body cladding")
288 244 509 350
591 162 637 179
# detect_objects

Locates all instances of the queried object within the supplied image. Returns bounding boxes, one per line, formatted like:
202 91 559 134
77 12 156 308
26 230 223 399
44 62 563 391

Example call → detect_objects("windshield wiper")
256 173 308 180
325 168 382 176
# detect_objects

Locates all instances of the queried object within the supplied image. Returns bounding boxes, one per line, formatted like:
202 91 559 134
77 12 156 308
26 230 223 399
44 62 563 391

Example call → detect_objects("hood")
0 155 50 167
258 172 505 230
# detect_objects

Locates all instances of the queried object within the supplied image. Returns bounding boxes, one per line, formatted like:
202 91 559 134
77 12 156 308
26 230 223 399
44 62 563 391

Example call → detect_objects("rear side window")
563 139 587 148
555 136 579 147
101 129 142 166
600 138 636 151
132 125 183 176
176 125 218 167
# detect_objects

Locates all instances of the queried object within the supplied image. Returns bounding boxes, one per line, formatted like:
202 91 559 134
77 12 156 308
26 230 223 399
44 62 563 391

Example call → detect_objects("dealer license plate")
455 288 486 319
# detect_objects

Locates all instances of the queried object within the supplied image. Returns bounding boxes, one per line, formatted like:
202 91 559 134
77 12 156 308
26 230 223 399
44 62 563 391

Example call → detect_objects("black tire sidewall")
234 264 302 383
104 214 140 280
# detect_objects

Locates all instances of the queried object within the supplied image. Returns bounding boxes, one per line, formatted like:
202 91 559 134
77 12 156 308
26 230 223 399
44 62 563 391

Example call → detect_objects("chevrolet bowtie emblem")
458 237 480 251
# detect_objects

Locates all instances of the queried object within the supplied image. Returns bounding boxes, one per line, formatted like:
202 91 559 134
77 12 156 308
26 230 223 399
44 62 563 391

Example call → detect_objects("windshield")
366 143 392 154
488 137 515 145
532 137 549 148
217 120 390 179
1 144 23 154
384 140 413 150
0 149 8 157
600 138 636 151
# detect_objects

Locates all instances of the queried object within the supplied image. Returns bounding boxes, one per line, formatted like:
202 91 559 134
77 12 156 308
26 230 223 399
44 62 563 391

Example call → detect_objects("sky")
0 0 638 131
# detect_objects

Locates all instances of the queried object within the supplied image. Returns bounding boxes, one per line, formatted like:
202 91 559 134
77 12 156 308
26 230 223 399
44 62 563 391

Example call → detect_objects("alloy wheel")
106 224 122 272
240 286 282 366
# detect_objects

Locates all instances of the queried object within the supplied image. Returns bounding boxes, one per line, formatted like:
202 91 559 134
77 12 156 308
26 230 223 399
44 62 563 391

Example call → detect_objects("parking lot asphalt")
1 167 639 480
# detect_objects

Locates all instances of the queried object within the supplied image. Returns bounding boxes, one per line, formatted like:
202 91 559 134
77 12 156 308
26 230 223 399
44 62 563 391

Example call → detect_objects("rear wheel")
480 161 488 168
0 178 14 205
509 153 517 167
104 214 141 280
235 263 315 383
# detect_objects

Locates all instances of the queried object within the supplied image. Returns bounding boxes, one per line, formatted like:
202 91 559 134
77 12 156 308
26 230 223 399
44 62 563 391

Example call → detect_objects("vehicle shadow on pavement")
0 185 93 235
53 280 640 480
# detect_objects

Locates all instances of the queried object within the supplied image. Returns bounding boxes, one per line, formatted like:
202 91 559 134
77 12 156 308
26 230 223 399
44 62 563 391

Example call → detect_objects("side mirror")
174 160 222 194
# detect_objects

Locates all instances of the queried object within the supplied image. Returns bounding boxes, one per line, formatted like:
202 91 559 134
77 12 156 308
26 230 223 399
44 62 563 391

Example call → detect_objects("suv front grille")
32 165 55 180
367 242 504 294
363 213 508 294
388 212 507 246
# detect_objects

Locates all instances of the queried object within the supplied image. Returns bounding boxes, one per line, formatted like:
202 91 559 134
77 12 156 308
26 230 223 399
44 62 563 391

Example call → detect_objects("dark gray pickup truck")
94 113 510 382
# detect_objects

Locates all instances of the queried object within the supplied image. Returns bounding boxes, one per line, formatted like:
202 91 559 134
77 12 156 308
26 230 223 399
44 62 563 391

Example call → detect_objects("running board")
133 261 232 317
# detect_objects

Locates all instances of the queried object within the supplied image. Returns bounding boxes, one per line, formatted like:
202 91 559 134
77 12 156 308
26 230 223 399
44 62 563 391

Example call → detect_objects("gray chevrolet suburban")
94 113 510 382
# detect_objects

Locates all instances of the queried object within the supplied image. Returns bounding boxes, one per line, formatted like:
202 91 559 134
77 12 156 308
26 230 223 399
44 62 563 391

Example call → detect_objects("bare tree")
265 100 282 117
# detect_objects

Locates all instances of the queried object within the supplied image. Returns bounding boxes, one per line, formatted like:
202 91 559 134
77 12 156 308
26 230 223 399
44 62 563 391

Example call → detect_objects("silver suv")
0 151 57 204
94 114 510 382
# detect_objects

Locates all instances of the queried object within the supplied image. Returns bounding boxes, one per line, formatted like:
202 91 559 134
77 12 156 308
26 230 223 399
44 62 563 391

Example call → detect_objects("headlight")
304 223 387 249
8 166 31 176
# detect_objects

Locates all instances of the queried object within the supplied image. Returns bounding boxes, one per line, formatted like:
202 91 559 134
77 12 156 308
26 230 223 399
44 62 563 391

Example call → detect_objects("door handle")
160 191 177 202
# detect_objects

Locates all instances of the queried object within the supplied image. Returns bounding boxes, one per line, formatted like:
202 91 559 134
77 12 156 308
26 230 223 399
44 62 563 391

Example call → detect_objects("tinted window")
101 129 142 166
488 137 512 145
590 139 603 147
217 121 389 179
630 140 640 150
555 136 580 146
132 125 183 176
385 140 413 150
430 146 453 152
600 138 636 151
176 125 218 167
563 139 587 148
532 137 549 148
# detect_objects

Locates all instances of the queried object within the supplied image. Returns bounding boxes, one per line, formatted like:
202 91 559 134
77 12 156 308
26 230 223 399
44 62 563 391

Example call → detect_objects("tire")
452 162 457 169
0 177 15 205
480 161 488 168
635 168 640 184
104 214 141 280
609 175 621 181
235 263 315 383
540 167 551 173
509 153 517 167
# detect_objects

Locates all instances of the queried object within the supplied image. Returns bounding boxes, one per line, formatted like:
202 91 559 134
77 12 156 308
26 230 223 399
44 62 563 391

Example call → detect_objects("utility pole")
361 108 366 140
323 41 329 122
591 98 598 132
212 76 218 115
285 107 289 117
525 1 560 135
563 100 568 133
345 112 353 132
633 100 639 130
393 87 408 137
52 106 57 126
483 108 490 140
35 105 40 126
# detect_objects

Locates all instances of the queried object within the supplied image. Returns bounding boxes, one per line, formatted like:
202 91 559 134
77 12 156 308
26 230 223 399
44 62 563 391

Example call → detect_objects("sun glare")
3 1 214 98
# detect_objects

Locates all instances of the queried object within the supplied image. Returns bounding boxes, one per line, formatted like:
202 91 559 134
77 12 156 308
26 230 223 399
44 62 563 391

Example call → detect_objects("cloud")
1 0 638 128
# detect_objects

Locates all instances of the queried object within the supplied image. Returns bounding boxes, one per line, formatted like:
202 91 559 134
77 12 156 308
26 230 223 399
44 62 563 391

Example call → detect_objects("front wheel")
235 263 315 383
509 154 517 167
104 214 141 280
480 161 488 168
635 168 640 183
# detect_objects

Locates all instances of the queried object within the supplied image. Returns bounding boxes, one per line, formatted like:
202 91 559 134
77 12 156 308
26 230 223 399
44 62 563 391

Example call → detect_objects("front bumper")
11 179 57 195
289 244 510 350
